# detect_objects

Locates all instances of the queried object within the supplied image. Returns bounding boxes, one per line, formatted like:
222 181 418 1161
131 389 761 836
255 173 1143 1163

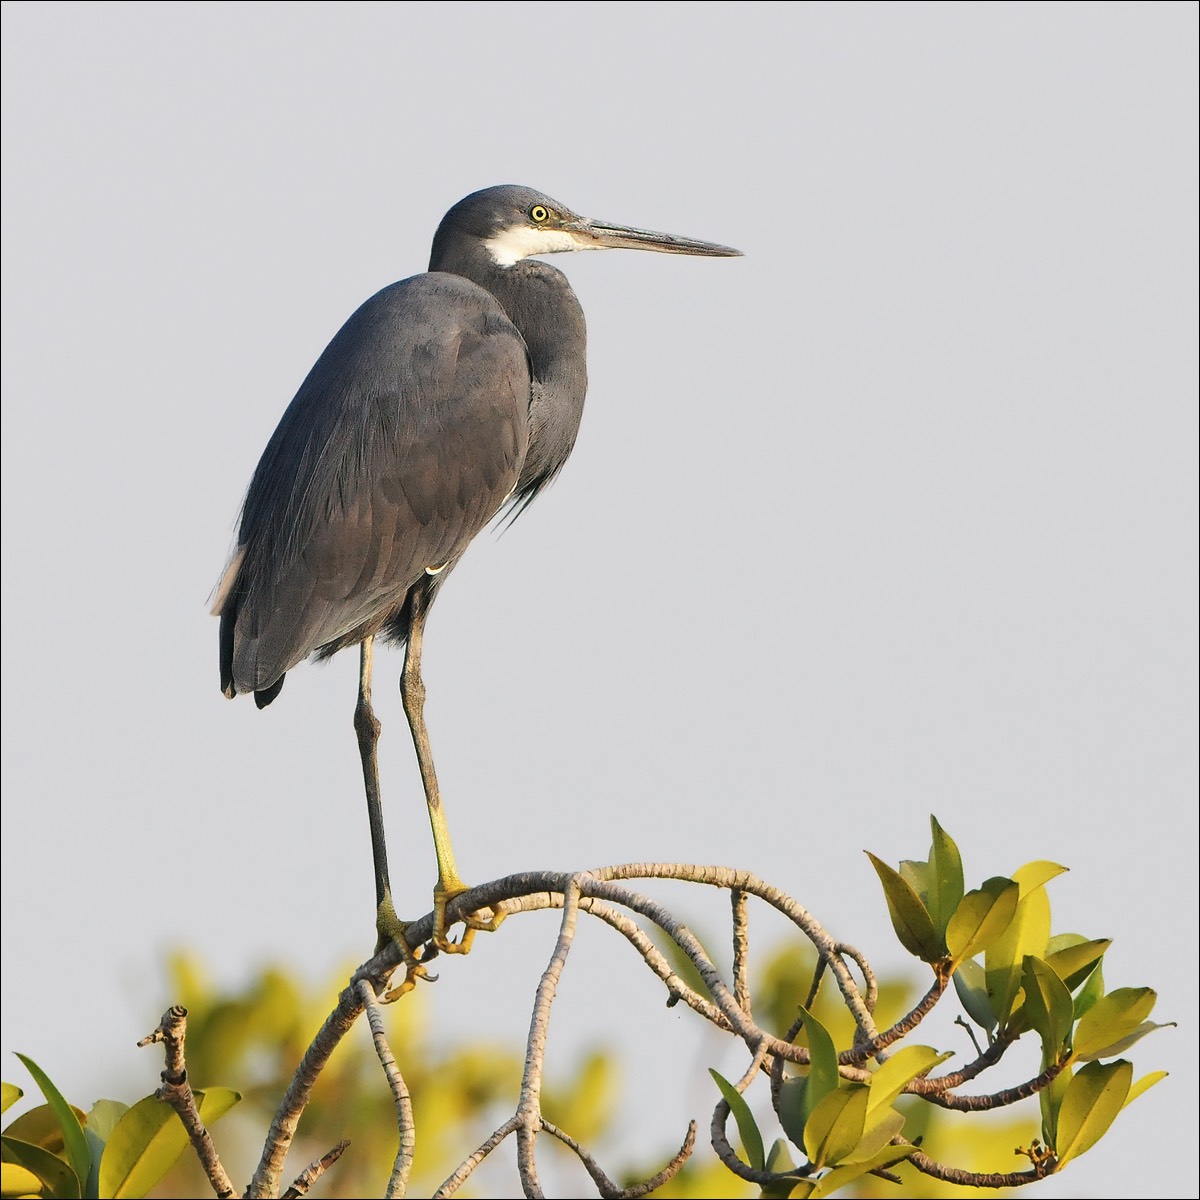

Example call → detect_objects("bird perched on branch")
214 185 740 985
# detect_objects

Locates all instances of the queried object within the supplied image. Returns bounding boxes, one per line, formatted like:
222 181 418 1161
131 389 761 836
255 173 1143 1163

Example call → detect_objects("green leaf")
1016 956 1074 1060
985 880 1051 1027
0 1086 21 1118
1040 1061 1072 1148
927 816 964 939
1055 1059 1132 1167
1 1135 81 1199
99 1089 240 1199
952 957 996 1032
709 1071 765 1171
765 1137 797 1173
865 853 943 962
866 1045 950 1125
84 1102 127 1200
13 1058 89 1191
1073 988 1157 1061
946 877 1019 964
808 1144 916 1199
1123 1070 1168 1109
803 1085 868 1169
1043 939 1111 992
787 1183 816 1200
778 1077 808 1149
761 1139 802 1200
1073 962 1105 1021
82 1104 126 1147
898 859 930 902
797 1008 840 1127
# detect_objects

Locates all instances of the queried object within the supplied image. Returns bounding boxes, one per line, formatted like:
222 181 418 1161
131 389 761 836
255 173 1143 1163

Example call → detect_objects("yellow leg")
401 586 505 953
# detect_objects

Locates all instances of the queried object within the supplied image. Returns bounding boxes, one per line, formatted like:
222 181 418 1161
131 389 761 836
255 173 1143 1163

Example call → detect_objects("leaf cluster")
708 817 1170 1197
1 1054 240 1199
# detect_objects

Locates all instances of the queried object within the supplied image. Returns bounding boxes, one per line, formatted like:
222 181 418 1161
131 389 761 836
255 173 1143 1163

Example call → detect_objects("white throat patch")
484 225 595 267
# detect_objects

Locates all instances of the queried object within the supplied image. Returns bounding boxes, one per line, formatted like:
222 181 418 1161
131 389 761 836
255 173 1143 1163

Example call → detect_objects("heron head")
432 185 742 269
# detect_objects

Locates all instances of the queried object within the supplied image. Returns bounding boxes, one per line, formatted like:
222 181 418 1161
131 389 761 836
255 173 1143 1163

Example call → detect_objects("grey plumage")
214 184 739 955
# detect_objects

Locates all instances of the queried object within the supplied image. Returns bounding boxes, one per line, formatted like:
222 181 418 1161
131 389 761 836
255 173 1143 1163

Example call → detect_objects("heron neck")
431 247 588 498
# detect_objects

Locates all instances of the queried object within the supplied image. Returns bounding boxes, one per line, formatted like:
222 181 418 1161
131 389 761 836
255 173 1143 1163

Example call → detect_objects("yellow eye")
530 205 550 223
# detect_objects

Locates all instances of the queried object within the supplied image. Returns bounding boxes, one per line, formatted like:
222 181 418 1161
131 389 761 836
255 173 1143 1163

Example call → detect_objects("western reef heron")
213 184 740 986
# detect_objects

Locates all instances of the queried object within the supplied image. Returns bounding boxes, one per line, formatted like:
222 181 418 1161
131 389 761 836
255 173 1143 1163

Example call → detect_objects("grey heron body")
215 185 739 970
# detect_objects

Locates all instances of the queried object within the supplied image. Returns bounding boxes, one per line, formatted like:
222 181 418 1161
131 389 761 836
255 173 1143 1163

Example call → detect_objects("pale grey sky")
2 2 1196 1196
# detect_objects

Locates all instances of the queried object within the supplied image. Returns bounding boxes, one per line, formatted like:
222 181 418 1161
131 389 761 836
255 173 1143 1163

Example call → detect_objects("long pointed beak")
565 217 742 257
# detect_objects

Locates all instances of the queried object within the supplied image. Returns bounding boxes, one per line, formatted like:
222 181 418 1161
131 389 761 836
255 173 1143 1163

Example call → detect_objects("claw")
433 878 506 954
376 891 438 1001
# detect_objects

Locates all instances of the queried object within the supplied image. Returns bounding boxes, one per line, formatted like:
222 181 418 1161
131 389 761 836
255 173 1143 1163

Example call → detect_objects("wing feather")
220 272 530 695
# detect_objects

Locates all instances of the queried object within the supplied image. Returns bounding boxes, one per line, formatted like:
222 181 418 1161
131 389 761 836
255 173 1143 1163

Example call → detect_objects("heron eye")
530 205 550 223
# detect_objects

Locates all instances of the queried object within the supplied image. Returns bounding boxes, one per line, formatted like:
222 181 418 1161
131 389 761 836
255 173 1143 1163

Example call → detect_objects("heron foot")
433 877 506 955
376 893 438 1001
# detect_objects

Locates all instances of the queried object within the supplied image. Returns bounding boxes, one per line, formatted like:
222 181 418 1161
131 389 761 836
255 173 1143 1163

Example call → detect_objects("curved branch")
356 978 415 1198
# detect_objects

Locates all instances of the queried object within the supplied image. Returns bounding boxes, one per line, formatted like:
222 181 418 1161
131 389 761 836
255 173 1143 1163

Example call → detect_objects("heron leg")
355 635 429 996
401 588 504 954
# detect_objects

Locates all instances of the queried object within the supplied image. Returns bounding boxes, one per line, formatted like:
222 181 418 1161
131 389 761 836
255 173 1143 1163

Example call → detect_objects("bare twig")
904 1142 1054 1188
731 887 752 1017
433 1115 521 1198
357 978 415 1198
540 1117 697 1199
281 1140 349 1198
914 1061 1066 1111
840 972 950 1064
138 1006 237 1200
834 941 878 1015
516 874 585 1196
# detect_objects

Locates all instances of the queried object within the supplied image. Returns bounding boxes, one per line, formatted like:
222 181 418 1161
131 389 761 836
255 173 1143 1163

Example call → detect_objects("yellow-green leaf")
866 1045 948 1123
986 882 1051 1027
1073 988 1157 1061
708 1071 764 1171
841 1107 904 1164
0 1087 21 1118
1011 861 1068 898
1123 1070 1167 1109
865 853 943 962
1 1106 86 1156
2 1160 44 1198
1043 939 1111 991
1 1136 80 1199
1077 1020 1173 1062
1017 956 1074 1060
1055 1059 1132 1167
99 1089 240 1199
946 877 1018 964
12 1059 89 1191
803 1085 868 1169
809 1144 916 1199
